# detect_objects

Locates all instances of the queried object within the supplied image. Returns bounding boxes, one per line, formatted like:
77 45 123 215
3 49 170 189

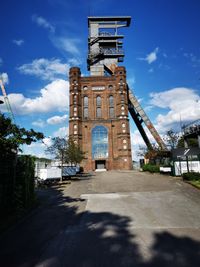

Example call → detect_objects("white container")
39 168 62 180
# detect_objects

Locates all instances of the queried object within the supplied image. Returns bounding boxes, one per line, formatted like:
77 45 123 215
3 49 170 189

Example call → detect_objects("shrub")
15 155 36 212
182 172 200 181
142 164 160 173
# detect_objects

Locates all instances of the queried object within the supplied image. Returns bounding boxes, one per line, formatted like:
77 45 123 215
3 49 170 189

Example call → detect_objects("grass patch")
189 180 200 189
182 172 200 181
182 172 200 189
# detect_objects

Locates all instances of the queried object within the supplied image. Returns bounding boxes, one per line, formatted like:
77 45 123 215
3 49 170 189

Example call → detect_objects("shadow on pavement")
0 185 199 267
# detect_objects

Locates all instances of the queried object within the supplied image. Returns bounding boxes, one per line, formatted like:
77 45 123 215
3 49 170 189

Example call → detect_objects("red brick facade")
69 66 132 171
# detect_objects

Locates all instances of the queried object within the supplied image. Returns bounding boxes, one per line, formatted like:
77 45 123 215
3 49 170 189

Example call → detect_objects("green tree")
45 137 85 179
164 130 180 150
0 114 44 216
65 138 85 166
177 136 198 148
163 129 199 149
0 114 44 155
45 137 67 170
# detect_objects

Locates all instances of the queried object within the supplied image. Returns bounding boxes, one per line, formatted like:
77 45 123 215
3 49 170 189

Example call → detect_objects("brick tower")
69 17 132 171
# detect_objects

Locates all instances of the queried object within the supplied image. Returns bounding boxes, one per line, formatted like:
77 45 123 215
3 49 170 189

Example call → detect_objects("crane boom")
0 78 15 123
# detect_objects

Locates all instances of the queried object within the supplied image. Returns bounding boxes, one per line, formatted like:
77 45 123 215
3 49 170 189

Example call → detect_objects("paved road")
0 171 200 267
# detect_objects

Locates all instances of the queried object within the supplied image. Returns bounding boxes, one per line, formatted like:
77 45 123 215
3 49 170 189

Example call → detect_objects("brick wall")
69 66 132 171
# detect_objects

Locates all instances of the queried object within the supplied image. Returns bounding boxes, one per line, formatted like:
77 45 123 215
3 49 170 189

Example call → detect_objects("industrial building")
69 16 166 171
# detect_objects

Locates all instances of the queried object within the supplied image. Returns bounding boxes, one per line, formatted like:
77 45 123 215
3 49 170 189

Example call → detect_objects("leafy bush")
0 154 36 216
182 172 200 181
142 164 160 173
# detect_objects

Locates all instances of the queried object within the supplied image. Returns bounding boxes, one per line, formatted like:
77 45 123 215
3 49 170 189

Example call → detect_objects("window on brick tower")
109 95 114 118
92 125 108 159
83 96 88 118
96 96 101 118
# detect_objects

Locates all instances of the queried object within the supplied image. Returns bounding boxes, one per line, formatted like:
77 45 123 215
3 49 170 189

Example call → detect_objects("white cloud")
0 72 9 84
18 58 70 81
32 14 55 33
13 39 24 46
32 119 45 128
67 58 82 66
53 126 69 138
42 137 52 148
144 105 153 112
149 87 200 132
47 114 68 125
51 36 80 55
138 47 159 64
1 79 69 115
0 58 3 66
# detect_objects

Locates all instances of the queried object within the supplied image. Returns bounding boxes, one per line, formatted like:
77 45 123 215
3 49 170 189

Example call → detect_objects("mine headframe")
87 16 131 76
87 16 167 151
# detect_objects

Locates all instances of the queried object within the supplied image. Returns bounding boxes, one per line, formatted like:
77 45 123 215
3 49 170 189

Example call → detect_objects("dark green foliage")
15 155 36 215
177 136 198 148
65 138 85 166
0 114 44 217
0 154 36 216
142 164 160 173
0 114 44 154
0 153 16 214
182 172 200 181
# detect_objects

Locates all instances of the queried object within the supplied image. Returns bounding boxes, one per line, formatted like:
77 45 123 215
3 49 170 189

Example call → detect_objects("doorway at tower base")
95 160 106 170
81 158 133 172
94 160 107 172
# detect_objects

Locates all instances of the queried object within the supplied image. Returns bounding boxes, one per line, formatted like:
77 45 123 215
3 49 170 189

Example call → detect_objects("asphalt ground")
0 170 200 267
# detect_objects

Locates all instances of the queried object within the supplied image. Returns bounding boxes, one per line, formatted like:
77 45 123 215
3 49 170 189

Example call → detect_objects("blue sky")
0 0 200 159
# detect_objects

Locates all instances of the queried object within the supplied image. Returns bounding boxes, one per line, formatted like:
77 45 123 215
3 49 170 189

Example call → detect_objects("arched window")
109 95 114 118
96 96 101 106
96 96 101 118
92 126 108 159
109 95 114 106
83 96 88 118
84 96 88 106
